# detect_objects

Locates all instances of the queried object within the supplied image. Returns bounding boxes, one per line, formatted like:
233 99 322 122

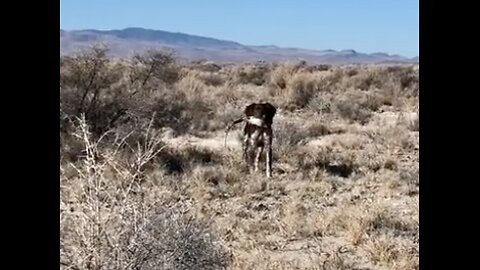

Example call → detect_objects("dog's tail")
224 117 245 148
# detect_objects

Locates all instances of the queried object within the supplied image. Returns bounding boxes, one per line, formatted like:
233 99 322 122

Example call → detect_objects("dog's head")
244 102 277 126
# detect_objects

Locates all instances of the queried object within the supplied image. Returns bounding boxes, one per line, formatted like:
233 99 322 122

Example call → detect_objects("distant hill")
60 27 419 65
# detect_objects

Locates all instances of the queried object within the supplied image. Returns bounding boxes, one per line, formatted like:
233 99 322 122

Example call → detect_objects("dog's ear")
264 103 277 125
265 103 277 118
244 103 256 116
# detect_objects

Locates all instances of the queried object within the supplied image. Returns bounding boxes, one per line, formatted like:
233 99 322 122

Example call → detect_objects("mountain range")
60 27 418 65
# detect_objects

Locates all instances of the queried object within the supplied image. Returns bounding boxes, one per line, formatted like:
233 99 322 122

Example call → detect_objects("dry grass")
61 47 419 270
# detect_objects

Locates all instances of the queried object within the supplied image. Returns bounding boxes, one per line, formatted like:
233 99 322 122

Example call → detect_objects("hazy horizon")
60 0 419 58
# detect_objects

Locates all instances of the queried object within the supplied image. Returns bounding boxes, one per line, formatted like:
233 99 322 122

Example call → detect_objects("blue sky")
60 0 419 57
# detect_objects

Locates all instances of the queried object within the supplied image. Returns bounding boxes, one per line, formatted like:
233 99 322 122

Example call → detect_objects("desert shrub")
176 72 209 98
60 45 220 137
60 118 230 270
347 69 381 91
190 165 246 199
129 48 181 87
306 122 331 137
297 147 358 178
179 69 226 88
198 72 226 86
386 66 419 94
187 60 222 72
333 90 386 124
304 64 331 72
365 66 419 97
61 201 230 270
60 46 128 135
284 72 319 109
273 121 308 160
269 62 303 89
126 208 231 270
60 46 184 137
216 103 243 127
336 100 373 124
269 65 343 110
230 63 270 86
307 92 334 113
330 66 419 111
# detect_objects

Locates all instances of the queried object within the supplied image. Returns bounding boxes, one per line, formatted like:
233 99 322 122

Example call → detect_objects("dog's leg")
264 130 273 178
254 146 264 172
247 129 261 174
243 134 253 173
265 146 272 178
243 135 249 165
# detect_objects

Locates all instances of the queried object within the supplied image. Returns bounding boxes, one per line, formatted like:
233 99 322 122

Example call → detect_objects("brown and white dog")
225 102 277 177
